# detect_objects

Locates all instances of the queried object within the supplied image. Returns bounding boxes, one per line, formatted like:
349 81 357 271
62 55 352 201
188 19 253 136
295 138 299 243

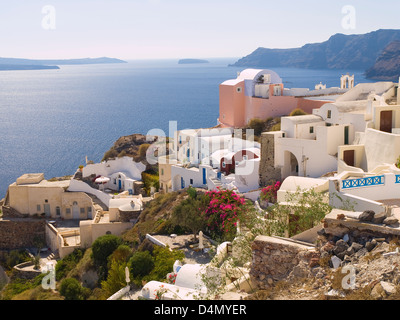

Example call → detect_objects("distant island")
0 57 127 71
230 29 400 80
178 59 209 64
0 64 60 71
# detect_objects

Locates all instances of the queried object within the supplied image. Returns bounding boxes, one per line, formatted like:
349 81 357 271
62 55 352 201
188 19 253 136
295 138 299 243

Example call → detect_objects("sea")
0 58 374 198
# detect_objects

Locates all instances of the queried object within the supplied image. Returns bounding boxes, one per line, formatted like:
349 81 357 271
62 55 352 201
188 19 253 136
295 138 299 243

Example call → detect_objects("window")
73 201 78 206
310 126 314 134
243 155 248 160
80 207 85 214
37 205 41 212
87 207 92 215
161 168 164 176
236 87 242 93
327 110 332 119
66 208 71 214
56 207 61 216
190 179 193 185
45 199 48 203
222 162 226 168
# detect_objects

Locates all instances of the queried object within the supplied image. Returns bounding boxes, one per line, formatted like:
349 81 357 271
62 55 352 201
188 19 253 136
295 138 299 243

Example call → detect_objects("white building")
271 81 399 181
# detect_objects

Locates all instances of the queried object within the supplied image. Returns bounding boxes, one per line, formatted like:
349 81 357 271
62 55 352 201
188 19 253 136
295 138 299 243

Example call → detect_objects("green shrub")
128 251 154 278
289 108 308 116
396 155 400 169
142 172 160 195
149 246 185 281
108 244 132 267
59 278 89 300
91 235 123 268
55 249 85 281
247 118 266 136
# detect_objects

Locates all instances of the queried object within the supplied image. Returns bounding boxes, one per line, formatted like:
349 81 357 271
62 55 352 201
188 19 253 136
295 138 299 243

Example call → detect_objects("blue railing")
342 175 385 189
396 175 400 184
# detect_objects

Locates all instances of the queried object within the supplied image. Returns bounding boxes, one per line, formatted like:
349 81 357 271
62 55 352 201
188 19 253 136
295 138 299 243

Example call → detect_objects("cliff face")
365 41 400 81
231 29 400 70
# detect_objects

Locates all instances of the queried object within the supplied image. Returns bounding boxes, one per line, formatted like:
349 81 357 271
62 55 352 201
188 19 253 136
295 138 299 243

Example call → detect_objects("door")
380 110 393 133
44 204 51 217
118 179 122 190
343 150 355 167
72 202 80 219
202 168 207 185
344 126 350 145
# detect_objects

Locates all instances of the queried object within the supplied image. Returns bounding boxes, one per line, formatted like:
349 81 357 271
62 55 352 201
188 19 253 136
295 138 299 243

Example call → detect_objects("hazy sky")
1 0 400 60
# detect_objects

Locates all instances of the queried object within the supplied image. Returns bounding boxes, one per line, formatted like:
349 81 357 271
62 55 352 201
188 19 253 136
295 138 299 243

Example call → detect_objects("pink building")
218 69 343 128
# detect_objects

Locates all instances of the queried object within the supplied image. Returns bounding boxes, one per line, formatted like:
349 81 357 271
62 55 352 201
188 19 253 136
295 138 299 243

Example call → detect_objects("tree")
91 234 122 268
101 260 128 297
201 189 248 242
266 187 332 237
128 251 154 278
149 246 185 281
59 278 89 300
201 187 331 299
171 196 207 240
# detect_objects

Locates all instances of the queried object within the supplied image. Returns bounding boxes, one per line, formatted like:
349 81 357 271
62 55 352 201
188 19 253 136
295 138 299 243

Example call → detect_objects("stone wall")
0 218 46 250
119 210 141 223
250 235 318 290
259 132 281 187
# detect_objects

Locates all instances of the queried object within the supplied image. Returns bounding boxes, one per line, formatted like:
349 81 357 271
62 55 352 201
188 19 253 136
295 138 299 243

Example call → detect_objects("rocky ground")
248 210 400 300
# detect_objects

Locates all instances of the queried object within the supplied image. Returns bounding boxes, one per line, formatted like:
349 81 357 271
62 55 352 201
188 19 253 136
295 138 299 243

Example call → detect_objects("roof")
238 69 282 84
279 176 329 192
222 68 283 86
284 114 324 124
221 79 243 86
336 82 395 103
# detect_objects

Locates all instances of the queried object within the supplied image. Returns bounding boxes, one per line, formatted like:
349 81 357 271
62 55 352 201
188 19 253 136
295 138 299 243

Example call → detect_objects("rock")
350 242 364 253
372 212 386 224
331 256 342 269
321 242 335 253
380 281 396 295
355 247 368 259
383 217 399 226
371 282 386 300
366 239 377 252
336 214 346 220
333 239 349 256
325 289 345 299
359 210 375 222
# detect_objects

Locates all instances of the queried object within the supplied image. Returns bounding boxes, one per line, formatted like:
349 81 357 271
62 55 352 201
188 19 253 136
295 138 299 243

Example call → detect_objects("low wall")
12 261 42 280
68 179 112 208
250 236 316 290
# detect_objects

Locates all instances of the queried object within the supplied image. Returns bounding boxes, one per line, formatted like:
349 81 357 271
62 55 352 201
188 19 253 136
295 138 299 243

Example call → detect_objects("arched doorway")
283 151 299 179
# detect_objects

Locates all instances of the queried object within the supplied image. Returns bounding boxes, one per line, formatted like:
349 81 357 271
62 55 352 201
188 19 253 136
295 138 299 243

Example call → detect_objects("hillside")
365 41 400 81
231 29 400 70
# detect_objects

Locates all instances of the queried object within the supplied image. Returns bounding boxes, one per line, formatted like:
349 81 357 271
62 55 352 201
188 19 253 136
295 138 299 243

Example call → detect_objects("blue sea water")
0 58 373 197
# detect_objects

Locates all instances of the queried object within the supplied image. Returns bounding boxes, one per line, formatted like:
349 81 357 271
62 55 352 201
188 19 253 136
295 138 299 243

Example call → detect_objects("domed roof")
238 68 282 84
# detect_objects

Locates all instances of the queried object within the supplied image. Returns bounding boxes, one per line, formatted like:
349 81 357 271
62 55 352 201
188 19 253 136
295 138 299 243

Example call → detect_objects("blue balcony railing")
342 175 385 189
396 175 400 184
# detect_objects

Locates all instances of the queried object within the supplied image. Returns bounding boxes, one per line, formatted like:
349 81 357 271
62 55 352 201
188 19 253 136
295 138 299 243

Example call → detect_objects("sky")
1 0 400 60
